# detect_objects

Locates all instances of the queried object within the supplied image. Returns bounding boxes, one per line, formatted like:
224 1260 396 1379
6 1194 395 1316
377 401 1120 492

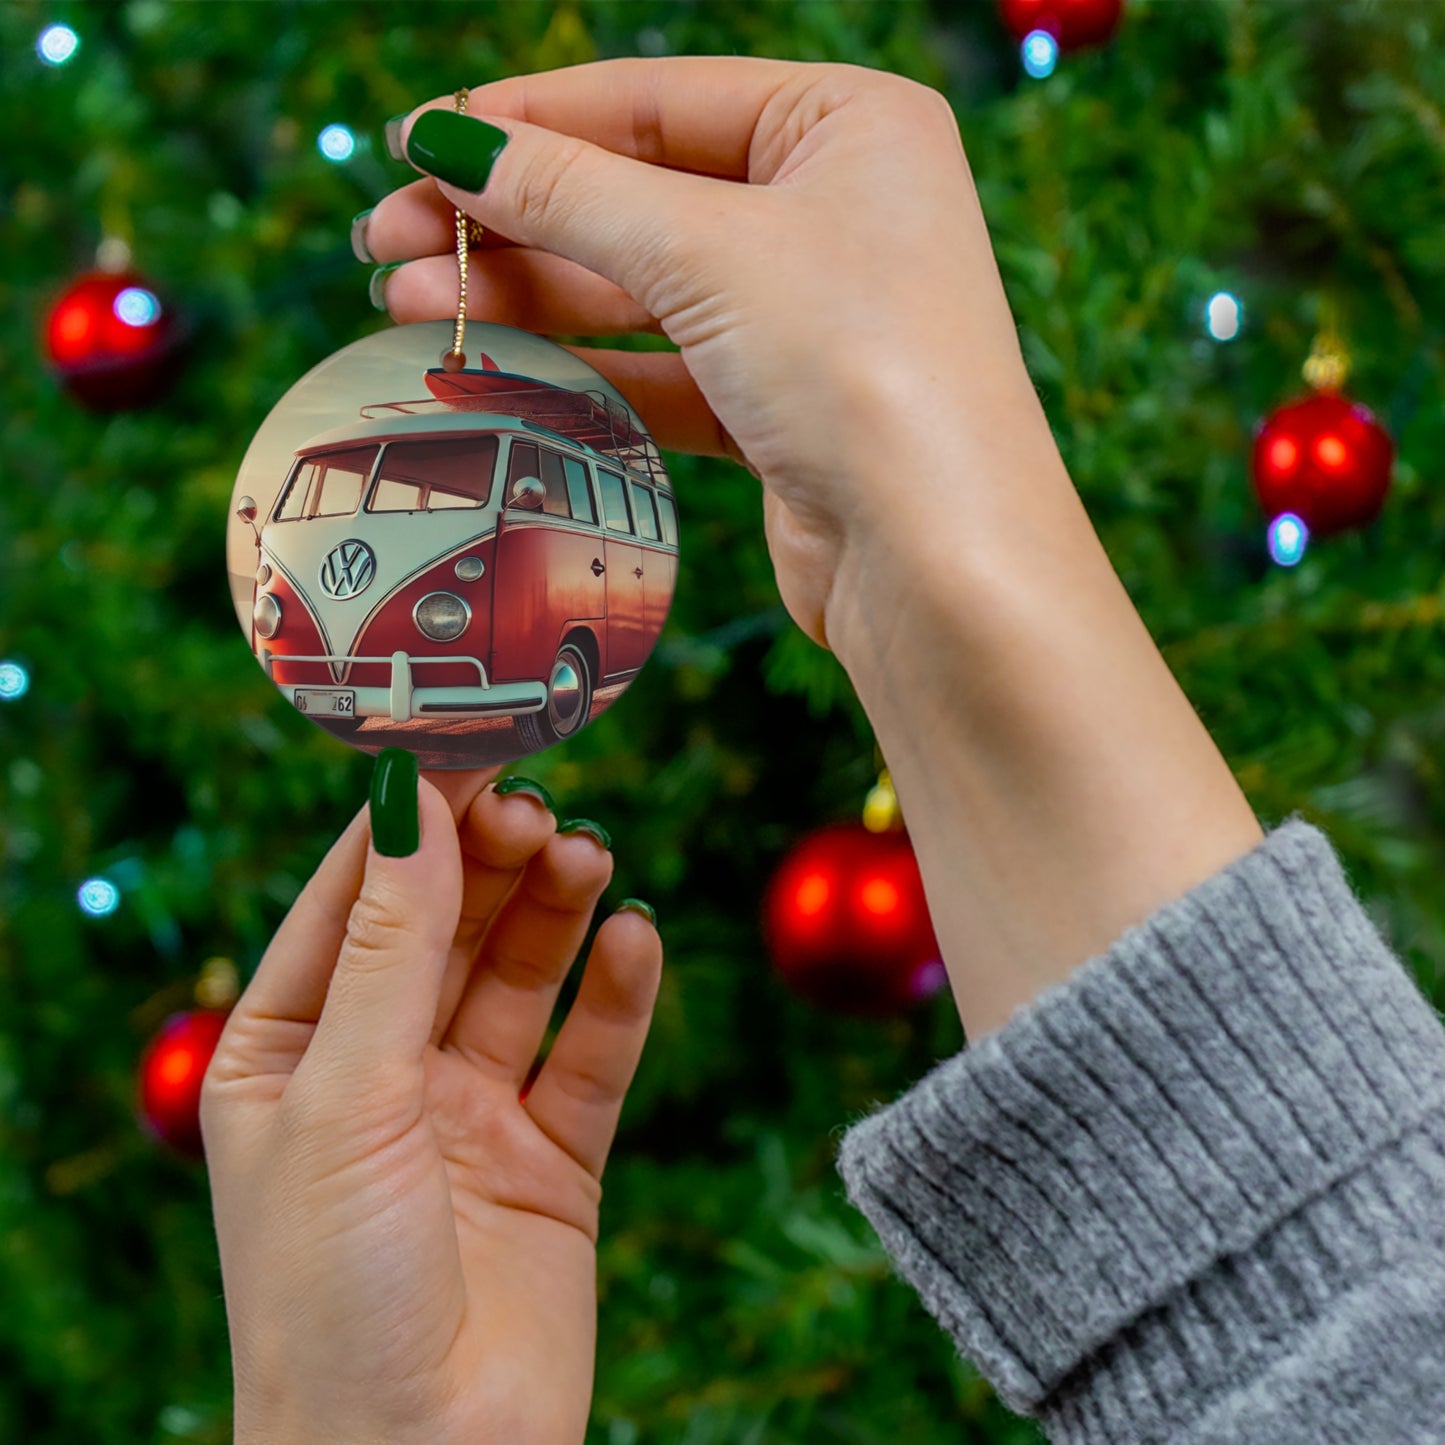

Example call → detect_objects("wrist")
822 382 1078 682
822 420 1261 1039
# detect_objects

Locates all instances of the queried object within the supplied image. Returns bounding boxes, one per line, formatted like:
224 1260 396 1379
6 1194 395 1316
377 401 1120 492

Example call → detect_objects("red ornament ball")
137 1009 230 1158
44 269 181 410
998 0 1125 49
1251 392 1394 537
763 822 945 1017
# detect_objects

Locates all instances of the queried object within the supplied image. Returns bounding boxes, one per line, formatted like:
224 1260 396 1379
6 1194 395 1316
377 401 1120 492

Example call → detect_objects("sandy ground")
316 680 628 769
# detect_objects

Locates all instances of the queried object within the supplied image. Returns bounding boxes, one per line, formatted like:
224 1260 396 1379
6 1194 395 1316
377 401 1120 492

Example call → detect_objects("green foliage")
1 2 1442 1442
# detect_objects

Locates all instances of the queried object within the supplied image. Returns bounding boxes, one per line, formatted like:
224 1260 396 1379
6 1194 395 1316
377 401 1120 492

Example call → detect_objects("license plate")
295 689 355 716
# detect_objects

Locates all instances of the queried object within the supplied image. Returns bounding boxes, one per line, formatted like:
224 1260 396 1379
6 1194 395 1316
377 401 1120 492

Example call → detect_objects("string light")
1205 291 1242 341
0 660 29 701
37 24 79 66
317 124 356 162
113 286 162 328
1021 30 1060 78
1267 512 1309 567
77 878 121 917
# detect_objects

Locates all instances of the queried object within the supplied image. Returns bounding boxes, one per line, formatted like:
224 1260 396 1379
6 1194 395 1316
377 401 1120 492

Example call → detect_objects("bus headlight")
414 591 470 642
253 592 282 639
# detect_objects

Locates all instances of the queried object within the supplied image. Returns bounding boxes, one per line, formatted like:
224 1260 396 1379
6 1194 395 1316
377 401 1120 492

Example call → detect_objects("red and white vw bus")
234 368 678 750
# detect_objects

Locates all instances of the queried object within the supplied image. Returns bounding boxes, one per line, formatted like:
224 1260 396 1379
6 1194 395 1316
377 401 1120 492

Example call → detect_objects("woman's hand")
363 56 1042 656
363 57 1261 1041
201 763 661 1445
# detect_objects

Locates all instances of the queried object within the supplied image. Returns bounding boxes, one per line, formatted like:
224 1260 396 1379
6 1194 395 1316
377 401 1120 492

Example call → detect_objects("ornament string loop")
442 87 481 372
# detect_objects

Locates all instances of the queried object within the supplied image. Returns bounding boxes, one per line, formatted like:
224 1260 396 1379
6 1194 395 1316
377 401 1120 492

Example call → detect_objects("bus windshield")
274 446 379 521
366 436 499 512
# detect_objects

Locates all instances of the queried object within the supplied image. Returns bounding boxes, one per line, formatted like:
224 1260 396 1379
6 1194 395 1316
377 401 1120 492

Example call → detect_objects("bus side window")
597 470 633 533
537 448 571 517
656 492 679 548
630 483 660 541
562 456 597 524
507 441 540 503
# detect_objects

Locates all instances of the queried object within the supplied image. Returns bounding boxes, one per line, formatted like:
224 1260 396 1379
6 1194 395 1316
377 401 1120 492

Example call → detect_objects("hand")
364 58 1261 1041
201 767 662 1445
363 56 1044 655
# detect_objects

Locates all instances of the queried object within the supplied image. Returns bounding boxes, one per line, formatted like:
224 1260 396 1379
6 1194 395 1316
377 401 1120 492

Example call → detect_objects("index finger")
408 54 811 182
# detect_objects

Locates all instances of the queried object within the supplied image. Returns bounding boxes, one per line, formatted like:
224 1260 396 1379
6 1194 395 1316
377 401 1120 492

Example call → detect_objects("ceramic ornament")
228 319 678 769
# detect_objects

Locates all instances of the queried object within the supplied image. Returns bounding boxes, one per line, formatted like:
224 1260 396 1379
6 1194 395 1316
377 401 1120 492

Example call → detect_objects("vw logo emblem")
319 539 376 599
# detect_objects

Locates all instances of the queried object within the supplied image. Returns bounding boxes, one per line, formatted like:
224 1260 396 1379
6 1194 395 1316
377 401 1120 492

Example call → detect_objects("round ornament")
998 0 1125 50
228 320 679 769
44 269 182 410
137 1008 230 1158
763 822 946 1017
1251 391 1393 537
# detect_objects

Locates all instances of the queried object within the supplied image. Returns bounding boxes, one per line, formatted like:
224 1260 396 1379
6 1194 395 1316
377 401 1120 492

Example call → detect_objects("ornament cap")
863 768 902 832
1306 303 1346 395
195 956 240 1010
1302 323 1351 393
95 236 133 273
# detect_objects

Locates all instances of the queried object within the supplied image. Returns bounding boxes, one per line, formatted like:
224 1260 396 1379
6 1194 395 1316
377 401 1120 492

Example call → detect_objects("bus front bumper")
261 650 548 723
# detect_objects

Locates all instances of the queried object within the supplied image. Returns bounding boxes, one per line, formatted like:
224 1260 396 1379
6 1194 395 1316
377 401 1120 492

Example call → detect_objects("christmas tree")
2 3 1443 1441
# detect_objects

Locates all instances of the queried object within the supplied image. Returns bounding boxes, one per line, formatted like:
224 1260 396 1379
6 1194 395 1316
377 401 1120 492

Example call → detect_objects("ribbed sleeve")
836 820 1445 1443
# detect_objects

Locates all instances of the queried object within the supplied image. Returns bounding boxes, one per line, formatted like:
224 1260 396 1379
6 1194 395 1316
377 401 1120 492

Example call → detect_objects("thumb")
302 752 463 1091
399 106 742 317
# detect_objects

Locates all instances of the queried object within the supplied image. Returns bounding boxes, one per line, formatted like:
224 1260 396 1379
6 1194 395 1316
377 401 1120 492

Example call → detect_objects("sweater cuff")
836 819 1445 1420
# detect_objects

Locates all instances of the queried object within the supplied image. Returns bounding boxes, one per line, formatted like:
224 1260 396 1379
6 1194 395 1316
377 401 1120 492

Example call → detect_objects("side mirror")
507 475 545 511
235 496 258 524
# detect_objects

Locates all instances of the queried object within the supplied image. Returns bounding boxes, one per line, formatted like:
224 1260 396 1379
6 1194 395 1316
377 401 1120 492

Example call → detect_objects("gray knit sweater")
836 820 1445 1443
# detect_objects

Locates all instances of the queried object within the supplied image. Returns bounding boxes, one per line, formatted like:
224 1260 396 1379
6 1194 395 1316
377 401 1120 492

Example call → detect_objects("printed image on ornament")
228 320 678 769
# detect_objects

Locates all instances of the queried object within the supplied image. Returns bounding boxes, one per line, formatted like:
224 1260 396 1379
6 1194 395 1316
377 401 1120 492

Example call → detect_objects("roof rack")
359 385 669 488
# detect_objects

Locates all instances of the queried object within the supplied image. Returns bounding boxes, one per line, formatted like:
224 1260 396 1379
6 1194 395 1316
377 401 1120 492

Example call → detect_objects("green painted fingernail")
369 262 403 311
384 113 409 162
494 775 555 812
558 818 611 850
370 748 419 857
350 208 375 264
617 898 656 926
405 110 510 192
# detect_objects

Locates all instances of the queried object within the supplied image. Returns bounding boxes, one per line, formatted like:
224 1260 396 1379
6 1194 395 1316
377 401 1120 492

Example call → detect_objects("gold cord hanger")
441 88 485 372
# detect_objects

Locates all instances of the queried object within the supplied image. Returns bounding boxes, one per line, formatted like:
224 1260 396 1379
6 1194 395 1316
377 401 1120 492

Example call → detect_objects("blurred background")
2 2 1443 1442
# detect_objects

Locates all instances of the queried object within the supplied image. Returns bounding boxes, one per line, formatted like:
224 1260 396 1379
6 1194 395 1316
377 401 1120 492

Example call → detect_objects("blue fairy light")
1267 512 1309 567
78 878 121 917
0 660 29 701
318 124 356 162
1205 291 1243 342
38 24 79 66
114 287 162 328
1021 30 1059 79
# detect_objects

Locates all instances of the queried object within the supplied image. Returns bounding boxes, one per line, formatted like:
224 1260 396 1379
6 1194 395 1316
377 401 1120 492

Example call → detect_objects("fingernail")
384 113 409 162
369 261 403 311
493 775 555 812
350 208 375 264
616 898 656 926
558 818 612 850
370 748 420 857
405 110 510 192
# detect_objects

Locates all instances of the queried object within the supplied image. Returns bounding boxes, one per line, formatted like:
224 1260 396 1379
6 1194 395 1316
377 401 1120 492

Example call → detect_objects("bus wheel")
516 642 592 751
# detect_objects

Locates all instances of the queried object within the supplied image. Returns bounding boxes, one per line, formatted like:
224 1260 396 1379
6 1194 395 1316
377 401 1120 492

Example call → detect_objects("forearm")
825 383 1261 1039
